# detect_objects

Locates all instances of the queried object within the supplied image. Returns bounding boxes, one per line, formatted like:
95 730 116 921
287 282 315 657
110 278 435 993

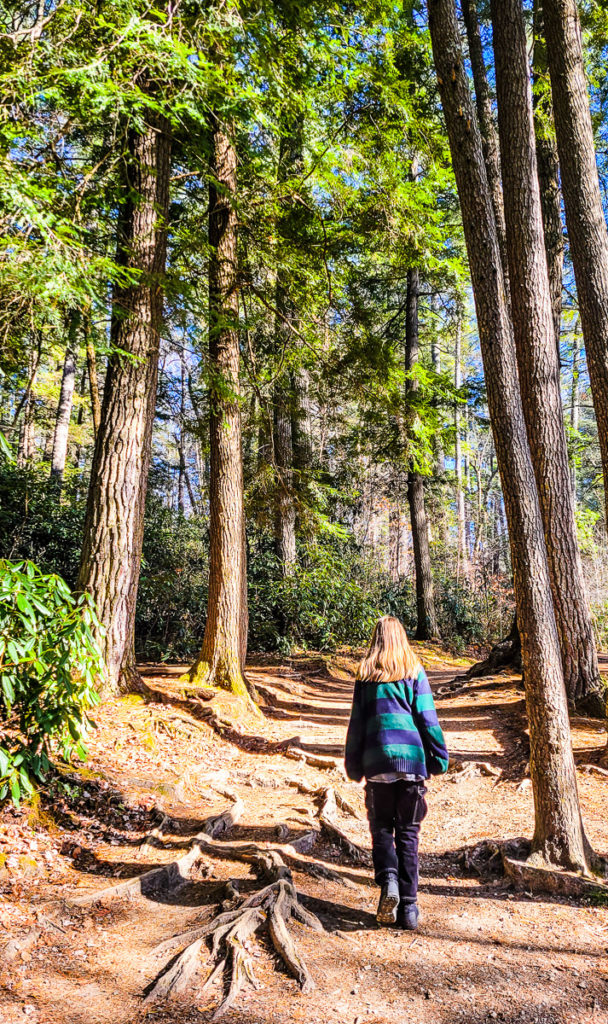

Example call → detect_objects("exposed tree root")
285 776 364 819
72 794 244 906
465 620 522 679
191 831 350 886
449 760 502 782
145 849 323 1018
284 745 344 773
579 763 608 779
502 852 608 897
573 689 607 720
137 811 171 860
317 786 371 867
441 620 522 692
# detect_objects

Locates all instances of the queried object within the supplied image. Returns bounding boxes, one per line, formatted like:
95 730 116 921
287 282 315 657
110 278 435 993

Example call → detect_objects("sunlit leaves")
0 559 103 805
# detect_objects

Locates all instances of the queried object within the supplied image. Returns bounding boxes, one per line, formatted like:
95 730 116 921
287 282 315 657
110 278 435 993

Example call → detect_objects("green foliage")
381 564 508 652
248 543 383 653
0 463 86 585
0 559 101 805
137 500 209 661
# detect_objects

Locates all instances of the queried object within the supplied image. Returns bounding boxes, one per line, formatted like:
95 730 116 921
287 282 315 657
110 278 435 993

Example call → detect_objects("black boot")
397 902 419 931
376 874 400 925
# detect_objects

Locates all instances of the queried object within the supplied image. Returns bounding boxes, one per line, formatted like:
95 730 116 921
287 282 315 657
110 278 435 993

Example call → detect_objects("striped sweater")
344 666 449 782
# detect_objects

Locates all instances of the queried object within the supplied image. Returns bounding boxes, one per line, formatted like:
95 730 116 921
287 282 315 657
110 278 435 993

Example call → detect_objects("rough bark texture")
543 0 608 529
77 112 171 696
50 311 79 483
570 330 580 494
491 0 603 713
461 0 509 281
428 0 590 872
189 116 248 697
532 0 564 351
291 364 313 471
454 314 468 568
405 267 439 640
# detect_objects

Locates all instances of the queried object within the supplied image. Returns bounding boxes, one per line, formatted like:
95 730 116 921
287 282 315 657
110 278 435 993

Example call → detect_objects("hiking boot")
397 902 419 931
376 875 400 925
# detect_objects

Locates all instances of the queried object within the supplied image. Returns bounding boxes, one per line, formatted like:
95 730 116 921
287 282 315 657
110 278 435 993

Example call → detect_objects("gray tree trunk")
491 0 603 713
405 267 439 640
78 111 171 695
543 0 608 531
50 310 80 484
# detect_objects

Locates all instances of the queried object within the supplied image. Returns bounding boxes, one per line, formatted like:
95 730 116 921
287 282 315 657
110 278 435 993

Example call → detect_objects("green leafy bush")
0 560 102 804
248 543 383 652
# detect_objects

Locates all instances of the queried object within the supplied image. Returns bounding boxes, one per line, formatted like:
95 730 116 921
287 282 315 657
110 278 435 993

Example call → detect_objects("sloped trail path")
1 646 608 1024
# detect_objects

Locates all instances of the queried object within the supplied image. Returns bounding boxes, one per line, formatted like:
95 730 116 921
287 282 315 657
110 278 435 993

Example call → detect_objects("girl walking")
344 616 448 930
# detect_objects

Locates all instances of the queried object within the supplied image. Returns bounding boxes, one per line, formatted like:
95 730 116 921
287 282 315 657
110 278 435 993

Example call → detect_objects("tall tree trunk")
177 354 187 514
189 115 249 697
491 0 603 713
50 310 80 485
273 112 304 573
389 493 402 581
543 0 608 530
273 384 297 572
405 267 439 640
453 313 468 569
291 364 313 472
428 0 590 872
16 340 41 467
77 111 171 696
570 328 580 495
431 294 446 478
461 0 509 281
532 0 564 353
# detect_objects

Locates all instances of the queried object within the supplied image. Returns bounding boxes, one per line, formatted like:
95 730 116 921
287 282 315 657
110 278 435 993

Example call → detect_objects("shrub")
0 559 102 804
248 542 383 652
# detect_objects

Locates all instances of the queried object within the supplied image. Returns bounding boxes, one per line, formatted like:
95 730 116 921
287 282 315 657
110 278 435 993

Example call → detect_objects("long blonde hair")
357 615 421 682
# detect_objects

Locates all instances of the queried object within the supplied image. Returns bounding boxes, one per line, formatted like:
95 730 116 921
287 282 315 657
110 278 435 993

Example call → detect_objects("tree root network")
68 783 367 1018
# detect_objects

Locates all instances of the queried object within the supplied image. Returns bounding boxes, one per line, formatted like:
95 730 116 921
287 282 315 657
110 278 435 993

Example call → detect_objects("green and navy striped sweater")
344 667 449 782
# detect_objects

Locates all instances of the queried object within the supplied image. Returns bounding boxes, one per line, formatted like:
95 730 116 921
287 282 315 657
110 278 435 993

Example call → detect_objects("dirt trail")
1 645 607 1024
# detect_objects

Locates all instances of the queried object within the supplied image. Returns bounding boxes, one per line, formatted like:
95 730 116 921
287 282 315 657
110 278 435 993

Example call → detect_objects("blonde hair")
357 615 421 682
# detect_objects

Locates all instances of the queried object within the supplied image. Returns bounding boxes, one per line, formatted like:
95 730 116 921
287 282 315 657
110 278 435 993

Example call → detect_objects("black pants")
365 780 428 903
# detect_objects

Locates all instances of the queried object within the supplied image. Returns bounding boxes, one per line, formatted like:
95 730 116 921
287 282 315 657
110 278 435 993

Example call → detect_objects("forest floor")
1 645 608 1024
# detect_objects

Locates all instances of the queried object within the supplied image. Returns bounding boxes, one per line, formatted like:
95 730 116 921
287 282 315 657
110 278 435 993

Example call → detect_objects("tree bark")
273 384 297 572
272 111 305 574
50 310 79 485
460 0 509 281
189 114 249 697
16 339 41 467
405 267 439 640
532 0 564 352
428 0 590 872
77 111 171 696
431 294 446 478
453 312 468 569
570 328 580 494
491 0 603 713
543 0 608 530
177 354 187 515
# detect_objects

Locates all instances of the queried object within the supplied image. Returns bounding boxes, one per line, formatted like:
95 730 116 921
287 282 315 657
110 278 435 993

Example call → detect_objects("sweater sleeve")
412 667 449 775
344 679 365 782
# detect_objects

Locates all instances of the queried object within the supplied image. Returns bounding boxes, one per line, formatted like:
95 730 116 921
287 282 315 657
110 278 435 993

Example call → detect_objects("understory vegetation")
2 0 608 904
